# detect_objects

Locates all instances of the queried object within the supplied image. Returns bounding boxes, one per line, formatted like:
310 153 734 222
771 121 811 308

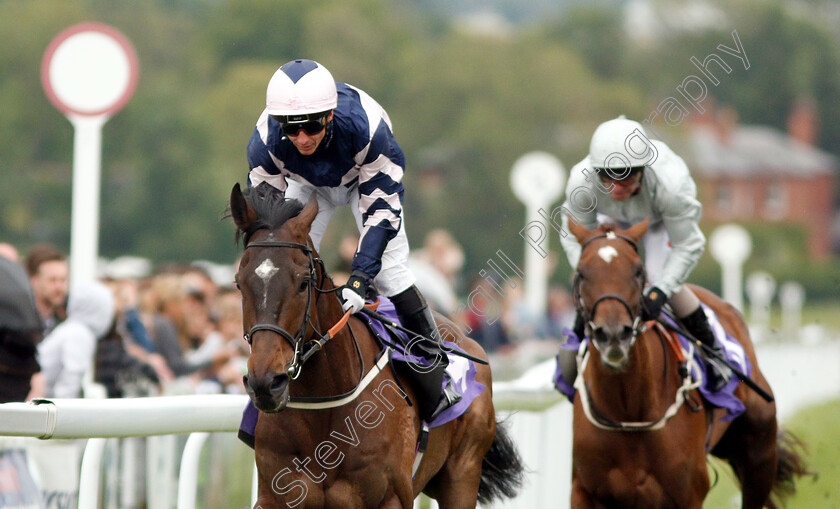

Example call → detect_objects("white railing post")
177 432 210 509
147 434 178 509
121 437 140 508
78 437 108 509
251 462 259 507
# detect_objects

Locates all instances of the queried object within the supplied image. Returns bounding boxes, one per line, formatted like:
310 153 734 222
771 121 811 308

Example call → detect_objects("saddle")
238 298 485 449
356 297 486 427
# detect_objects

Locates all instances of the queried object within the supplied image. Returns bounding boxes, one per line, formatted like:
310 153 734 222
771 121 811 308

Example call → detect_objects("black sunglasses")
596 166 645 183
272 113 329 136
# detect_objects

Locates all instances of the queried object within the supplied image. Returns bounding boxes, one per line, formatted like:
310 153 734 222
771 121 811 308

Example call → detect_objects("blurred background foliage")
1 0 838 300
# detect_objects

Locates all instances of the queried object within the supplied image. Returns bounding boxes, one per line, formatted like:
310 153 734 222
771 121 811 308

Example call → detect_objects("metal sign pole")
41 23 138 286
68 115 107 286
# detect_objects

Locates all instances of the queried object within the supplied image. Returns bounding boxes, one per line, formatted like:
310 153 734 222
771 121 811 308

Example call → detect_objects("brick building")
686 104 838 260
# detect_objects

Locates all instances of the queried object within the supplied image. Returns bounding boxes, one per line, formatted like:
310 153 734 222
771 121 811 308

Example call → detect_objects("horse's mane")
234 182 304 245
595 223 622 235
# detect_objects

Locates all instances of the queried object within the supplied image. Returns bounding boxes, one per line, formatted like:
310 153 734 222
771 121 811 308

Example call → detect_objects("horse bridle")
572 231 647 342
242 239 331 380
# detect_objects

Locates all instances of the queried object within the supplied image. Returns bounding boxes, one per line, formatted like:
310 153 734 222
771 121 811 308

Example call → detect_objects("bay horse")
566 218 809 509
229 183 523 508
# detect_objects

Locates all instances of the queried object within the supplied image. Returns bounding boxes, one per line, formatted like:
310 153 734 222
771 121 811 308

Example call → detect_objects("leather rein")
572 230 646 341
571 230 700 431
241 238 368 405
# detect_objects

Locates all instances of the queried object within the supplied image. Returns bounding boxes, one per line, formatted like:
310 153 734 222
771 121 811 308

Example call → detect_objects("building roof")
690 124 838 178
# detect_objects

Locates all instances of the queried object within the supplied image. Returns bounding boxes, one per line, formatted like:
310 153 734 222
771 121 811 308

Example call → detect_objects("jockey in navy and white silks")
247 68 407 293
245 59 461 422
557 116 732 391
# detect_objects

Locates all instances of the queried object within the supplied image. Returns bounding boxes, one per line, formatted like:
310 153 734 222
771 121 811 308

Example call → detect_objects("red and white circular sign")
41 22 139 117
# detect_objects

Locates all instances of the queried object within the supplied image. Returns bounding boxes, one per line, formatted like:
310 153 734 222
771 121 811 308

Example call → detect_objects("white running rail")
2 342 834 509
0 388 562 509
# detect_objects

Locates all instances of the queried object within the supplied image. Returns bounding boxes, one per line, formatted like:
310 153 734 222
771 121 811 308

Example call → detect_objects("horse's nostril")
242 374 249 386
270 374 288 391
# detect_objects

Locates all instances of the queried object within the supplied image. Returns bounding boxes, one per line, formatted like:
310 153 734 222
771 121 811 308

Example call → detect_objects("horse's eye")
635 267 644 278
234 280 241 290
298 278 310 292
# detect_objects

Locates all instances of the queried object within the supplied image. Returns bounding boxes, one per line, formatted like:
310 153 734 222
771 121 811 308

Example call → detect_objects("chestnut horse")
229 183 523 508
566 218 808 509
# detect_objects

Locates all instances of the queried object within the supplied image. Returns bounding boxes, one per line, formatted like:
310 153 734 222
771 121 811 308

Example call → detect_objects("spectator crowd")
0 242 248 402
0 230 576 402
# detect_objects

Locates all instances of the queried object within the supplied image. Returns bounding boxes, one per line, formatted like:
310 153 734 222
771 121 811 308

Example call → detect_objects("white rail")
0 394 249 439
0 385 562 509
1 342 833 509
0 388 560 440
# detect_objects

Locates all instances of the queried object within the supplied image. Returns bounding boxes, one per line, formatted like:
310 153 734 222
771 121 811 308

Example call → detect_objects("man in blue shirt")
246 59 459 422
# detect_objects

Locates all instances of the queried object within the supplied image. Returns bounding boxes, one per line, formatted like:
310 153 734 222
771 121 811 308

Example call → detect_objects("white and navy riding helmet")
589 116 653 178
266 59 337 119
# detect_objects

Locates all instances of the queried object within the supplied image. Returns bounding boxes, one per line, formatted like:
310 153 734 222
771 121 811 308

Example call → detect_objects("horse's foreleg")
377 496 405 509
427 455 483 509
428 479 481 509
254 498 280 509
254 470 325 509
571 479 597 509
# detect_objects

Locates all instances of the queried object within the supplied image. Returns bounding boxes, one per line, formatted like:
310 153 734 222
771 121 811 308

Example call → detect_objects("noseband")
242 239 323 379
242 234 376 406
573 231 647 340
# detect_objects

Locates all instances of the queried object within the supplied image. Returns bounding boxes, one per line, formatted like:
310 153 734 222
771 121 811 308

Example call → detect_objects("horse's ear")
567 215 595 245
290 195 319 238
230 183 257 231
623 217 650 243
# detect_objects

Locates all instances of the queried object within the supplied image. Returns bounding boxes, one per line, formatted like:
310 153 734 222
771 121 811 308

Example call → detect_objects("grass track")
704 398 839 508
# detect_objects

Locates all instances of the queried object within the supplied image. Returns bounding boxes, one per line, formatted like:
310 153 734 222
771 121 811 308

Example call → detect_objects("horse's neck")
292 278 364 396
588 332 671 421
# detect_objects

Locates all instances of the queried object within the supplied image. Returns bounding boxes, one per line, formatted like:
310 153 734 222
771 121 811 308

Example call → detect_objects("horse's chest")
574 435 707 509
259 420 410 508
577 455 704 509
264 461 395 508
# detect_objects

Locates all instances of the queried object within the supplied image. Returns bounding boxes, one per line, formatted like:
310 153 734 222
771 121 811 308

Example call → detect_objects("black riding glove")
641 286 667 321
339 270 375 313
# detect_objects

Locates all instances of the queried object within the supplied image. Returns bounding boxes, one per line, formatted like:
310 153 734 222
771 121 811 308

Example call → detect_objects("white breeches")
285 180 415 297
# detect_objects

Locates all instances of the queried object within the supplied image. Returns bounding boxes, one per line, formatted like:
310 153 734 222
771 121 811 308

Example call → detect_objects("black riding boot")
557 311 586 388
680 306 731 392
391 286 462 422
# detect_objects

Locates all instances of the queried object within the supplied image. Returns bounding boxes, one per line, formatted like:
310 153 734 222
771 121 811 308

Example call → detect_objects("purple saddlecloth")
553 305 751 422
553 328 581 402
239 298 486 447
663 307 751 421
356 298 485 427
424 346 485 428
239 400 258 448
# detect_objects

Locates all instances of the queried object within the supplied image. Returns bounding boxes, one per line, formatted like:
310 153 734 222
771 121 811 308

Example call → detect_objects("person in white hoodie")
37 280 115 398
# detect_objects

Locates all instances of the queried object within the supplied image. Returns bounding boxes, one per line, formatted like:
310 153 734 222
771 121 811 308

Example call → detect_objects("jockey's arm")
352 118 405 278
559 168 599 270
655 186 706 297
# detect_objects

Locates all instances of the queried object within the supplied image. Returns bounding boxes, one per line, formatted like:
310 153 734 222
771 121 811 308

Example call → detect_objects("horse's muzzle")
591 324 636 370
243 371 290 412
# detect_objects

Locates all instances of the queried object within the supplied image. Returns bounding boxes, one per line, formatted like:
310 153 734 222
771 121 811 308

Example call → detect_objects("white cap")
266 59 337 116
589 115 654 170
